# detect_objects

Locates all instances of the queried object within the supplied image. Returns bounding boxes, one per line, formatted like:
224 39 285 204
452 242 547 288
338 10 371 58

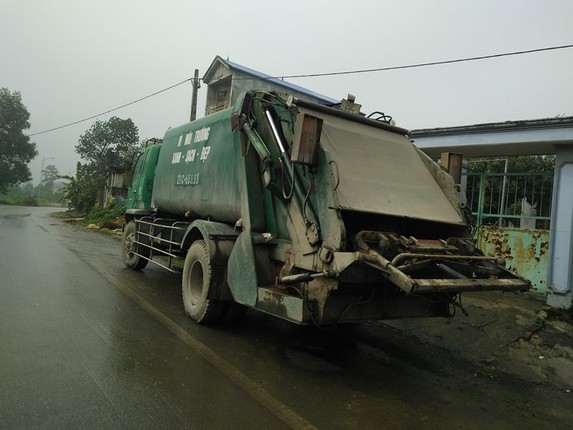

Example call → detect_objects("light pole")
38 156 55 202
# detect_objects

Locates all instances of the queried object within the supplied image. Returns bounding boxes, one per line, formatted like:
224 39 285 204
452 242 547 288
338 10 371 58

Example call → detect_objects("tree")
468 155 555 175
60 163 98 213
37 164 60 202
42 164 60 184
21 182 35 196
0 88 38 193
75 116 139 206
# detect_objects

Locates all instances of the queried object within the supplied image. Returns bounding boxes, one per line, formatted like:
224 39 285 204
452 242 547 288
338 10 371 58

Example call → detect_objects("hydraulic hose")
263 108 321 243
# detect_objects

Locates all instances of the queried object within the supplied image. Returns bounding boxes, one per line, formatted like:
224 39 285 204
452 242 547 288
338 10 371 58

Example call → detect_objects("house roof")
203 55 338 105
412 116 573 137
411 116 573 157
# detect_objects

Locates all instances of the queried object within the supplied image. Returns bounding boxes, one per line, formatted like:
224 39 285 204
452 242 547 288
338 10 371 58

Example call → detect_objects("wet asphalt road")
0 205 571 429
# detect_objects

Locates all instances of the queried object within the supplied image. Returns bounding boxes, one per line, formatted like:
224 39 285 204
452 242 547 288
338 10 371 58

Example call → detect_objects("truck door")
126 146 160 210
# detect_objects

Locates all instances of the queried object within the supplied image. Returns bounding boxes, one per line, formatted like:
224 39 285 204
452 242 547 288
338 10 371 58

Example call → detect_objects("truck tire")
122 221 149 270
182 240 225 324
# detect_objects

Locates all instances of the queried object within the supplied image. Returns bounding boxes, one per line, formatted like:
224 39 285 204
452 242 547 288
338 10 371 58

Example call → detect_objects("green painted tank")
152 107 242 223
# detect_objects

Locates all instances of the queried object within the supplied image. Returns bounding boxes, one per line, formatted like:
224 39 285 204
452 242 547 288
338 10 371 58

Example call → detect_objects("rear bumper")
414 278 530 293
332 249 530 295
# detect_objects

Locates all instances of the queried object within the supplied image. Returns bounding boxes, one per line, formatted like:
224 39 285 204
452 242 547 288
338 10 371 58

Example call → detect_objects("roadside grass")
81 205 124 228
0 195 38 206
52 204 124 233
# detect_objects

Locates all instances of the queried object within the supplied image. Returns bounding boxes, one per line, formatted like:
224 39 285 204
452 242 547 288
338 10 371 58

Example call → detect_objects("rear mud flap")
228 231 274 306
228 232 258 306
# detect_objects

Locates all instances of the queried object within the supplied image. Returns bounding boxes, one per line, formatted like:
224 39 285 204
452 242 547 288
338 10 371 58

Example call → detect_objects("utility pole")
190 69 200 121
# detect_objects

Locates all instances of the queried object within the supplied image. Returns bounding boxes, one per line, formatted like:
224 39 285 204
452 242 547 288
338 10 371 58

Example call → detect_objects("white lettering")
200 146 211 162
184 149 196 163
184 133 192 146
171 152 182 164
194 127 210 143
176 173 200 186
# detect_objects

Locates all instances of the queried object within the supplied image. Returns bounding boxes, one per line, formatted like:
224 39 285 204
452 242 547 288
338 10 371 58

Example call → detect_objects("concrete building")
202 56 338 116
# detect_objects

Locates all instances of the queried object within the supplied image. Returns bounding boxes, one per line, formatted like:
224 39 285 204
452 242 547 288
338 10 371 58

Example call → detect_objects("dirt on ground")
387 291 573 392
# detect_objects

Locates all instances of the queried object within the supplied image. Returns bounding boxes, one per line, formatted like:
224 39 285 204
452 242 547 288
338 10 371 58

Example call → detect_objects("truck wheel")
182 240 224 324
122 221 149 270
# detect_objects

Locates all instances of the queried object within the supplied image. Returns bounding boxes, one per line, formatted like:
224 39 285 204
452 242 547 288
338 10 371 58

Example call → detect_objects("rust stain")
478 226 550 294
512 236 526 264
484 228 513 261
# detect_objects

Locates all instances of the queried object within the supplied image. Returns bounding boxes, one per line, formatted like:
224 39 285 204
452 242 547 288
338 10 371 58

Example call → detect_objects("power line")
28 78 191 137
274 44 573 79
28 43 573 137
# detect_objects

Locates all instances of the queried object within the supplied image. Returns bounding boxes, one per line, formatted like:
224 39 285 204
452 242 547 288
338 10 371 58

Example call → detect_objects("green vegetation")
37 164 63 204
75 116 139 207
52 200 125 233
0 158 67 208
59 163 99 213
0 183 38 206
52 116 140 215
0 88 38 193
81 204 124 227
0 195 38 206
0 163 69 207
468 155 555 174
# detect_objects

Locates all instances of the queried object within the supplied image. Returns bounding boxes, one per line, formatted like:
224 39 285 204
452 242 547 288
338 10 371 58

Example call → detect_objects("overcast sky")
1 0 572 184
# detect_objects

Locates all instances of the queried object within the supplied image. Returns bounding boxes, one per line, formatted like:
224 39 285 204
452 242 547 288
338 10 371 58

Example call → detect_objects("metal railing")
466 172 553 230
134 217 189 272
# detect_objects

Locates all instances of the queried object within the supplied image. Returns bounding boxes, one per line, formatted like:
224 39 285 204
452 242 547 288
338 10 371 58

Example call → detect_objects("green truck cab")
125 143 161 212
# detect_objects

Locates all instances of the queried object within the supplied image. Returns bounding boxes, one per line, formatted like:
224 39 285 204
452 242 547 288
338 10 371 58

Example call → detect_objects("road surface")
0 205 571 429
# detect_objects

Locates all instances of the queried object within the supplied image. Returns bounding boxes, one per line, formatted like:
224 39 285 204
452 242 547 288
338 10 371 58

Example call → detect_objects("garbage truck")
122 90 529 325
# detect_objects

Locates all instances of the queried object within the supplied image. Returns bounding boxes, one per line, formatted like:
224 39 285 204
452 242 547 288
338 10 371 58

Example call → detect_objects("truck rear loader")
122 90 529 325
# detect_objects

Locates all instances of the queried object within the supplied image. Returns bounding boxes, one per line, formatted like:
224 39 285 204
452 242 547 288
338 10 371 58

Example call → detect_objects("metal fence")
465 172 553 294
466 172 553 230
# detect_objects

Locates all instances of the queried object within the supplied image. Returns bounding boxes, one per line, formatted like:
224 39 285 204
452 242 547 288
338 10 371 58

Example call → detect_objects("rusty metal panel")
477 226 549 294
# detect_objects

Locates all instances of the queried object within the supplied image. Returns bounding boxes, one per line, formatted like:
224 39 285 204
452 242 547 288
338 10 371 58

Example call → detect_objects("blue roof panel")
224 59 338 106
